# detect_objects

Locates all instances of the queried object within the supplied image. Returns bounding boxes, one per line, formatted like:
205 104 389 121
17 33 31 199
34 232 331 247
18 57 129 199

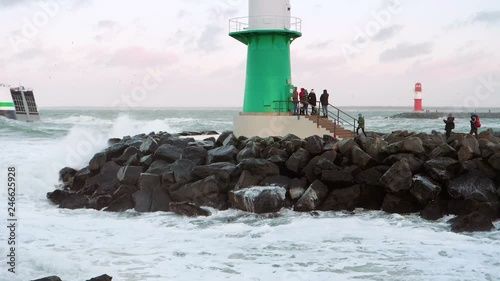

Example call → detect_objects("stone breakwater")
390 112 500 119
48 130 500 232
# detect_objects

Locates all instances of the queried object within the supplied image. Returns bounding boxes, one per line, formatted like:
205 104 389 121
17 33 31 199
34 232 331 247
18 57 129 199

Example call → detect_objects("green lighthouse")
229 0 302 113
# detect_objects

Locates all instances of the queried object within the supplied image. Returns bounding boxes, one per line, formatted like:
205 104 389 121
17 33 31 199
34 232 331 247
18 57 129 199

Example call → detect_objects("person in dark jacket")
320 89 329 117
470 112 479 137
443 113 455 139
308 89 317 115
292 87 299 115
356 113 367 137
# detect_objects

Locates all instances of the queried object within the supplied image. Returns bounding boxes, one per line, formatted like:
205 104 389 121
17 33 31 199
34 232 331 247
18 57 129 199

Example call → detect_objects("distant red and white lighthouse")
414 82 423 112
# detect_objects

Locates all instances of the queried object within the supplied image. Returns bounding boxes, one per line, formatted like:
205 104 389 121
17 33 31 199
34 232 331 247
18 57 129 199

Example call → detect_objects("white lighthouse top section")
249 0 291 30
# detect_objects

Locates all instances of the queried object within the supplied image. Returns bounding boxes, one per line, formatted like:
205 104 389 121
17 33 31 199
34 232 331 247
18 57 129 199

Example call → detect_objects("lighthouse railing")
229 16 302 33
319 103 358 134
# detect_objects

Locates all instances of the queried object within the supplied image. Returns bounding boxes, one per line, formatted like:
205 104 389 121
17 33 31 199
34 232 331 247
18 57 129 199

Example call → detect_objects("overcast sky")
0 0 499 109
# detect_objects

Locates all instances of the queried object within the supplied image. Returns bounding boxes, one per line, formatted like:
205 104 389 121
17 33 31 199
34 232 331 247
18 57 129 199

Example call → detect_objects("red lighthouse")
414 82 423 112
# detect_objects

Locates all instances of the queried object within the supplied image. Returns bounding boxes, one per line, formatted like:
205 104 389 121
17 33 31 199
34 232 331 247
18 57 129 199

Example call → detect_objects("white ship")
0 83 40 122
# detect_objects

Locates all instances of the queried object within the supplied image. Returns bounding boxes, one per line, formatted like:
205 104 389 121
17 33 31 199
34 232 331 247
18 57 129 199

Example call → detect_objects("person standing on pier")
320 89 329 118
356 113 367 137
469 113 480 137
308 89 317 115
292 87 299 115
443 113 455 139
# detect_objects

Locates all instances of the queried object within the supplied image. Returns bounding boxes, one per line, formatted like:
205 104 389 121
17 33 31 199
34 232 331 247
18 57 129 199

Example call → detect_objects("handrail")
229 16 302 33
319 103 357 135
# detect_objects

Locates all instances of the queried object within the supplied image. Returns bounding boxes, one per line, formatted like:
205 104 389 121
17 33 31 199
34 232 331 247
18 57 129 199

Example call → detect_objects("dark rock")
154 144 183 163
294 180 329 212
172 138 192 150
424 157 462 185
169 176 226 208
238 158 280 178
410 174 442 205
447 172 498 202
86 274 113 281
302 156 321 183
364 137 388 162
47 189 72 205
86 162 121 197
71 167 92 192
237 141 261 162
355 165 390 186
448 199 499 218
222 132 238 147
207 145 239 164
59 167 77 184
117 165 143 185
430 143 457 159
321 185 361 211
87 195 113 210
285 148 310 174
458 146 473 162
379 159 412 193
59 194 88 209
338 139 359 159
89 152 107 172
216 131 233 146
461 135 481 157
145 160 171 175
138 173 161 191
420 199 448 221
382 193 417 214
351 146 377 170
115 147 140 164
488 152 500 170
230 186 286 214
132 190 152 212
382 153 424 173
150 185 170 212
288 178 308 201
384 137 425 155
481 142 500 159
192 162 238 182
182 146 208 166
304 135 324 155
32 276 62 281
105 193 134 212
105 143 129 160
321 169 354 188
171 159 196 184
124 153 140 167
357 185 385 210
107 138 121 146
234 170 263 190
140 154 153 167
169 202 211 217
449 211 494 232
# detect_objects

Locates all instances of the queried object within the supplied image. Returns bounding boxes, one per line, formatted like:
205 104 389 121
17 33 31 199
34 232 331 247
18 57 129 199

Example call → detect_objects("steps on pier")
305 115 355 139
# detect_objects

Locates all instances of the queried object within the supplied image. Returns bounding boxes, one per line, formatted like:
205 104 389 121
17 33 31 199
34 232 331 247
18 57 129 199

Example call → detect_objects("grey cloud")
380 42 433 62
307 40 333 49
372 25 403 41
197 24 224 52
0 0 31 7
472 10 500 24
97 20 118 29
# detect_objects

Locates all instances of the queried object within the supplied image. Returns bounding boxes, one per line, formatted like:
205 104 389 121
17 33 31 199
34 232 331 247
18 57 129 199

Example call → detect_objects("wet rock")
105 193 134 212
59 167 77 184
117 165 143 185
132 190 152 212
304 135 324 155
363 136 388 162
47 189 72 205
355 165 390 186
357 185 385 210
383 153 424 173
447 172 498 202
379 159 412 193
286 148 310 174
382 193 417 214
192 162 238 181
71 167 93 192
59 194 88 209
86 274 113 281
154 144 183 163
321 185 360 211
229 186 286 214
169 202 211 217
238 158 280 178
207 145 239 164
288 178 308 201
449 211 494 232
32 276 62 281
488 152 500 170
424 157 462 185
351 146 377 170
234 170 263 191
338 139 359 159
259 175 291 190
430 143 457 159
420 199 448 221
140 154 153 167
87 195 113 210
115 146 140 164
294 180 329 212
145 160 171 175
89 152 107 172
171 159 196 184
321 169 354 188
139 136 159 154
237 141 261 162
105 143 129 160
169 176 225 208
410 175 442 205
182 146 208 166
384 137 425 155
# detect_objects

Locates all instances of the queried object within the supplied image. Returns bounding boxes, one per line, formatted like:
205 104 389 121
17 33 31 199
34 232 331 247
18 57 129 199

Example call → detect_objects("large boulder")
86 274 113 281
286 148 311 174
47 189 72 205
288 178 308 201
488 153 500 171
424 157 462 185
383 153 424 173
321 169 354 188
382 193 417 214
237 141 261 162
145 160 172 175
238 158 280 178
105 193 134 212
304 135 324 155
259 175 291 190
169 202 210 217
182 146 208 166
132 190 152 212
355 165 390 186
59 167 77 184
59 194 88 209
154 144 183 163
338 139 359 159
357 184 385 210
117 165 143 185
139 136 159 154
321 185 361 211
229 186 286 214
32 277 62 281
384 137 425 155
207 145 239 164
351 146 377 170
294 180 329 212
410 175 442 205
169 176 227 209
171 159 196 184
363 136 388 162
420 199 448 221
449 211 494 232
447 172 498 202
89 152 107 172
430 143 457 159
234 170 264 191
88 161 121 197
192 162 238 182
379 159 412 193
115 146 140 164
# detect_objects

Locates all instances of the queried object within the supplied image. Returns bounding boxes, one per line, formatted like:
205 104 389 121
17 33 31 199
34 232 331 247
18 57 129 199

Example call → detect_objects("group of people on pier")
291 87 329 118
444 113 482 138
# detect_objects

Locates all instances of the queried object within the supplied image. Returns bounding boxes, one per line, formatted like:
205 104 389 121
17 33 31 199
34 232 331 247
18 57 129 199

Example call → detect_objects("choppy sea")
0 108 499 281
